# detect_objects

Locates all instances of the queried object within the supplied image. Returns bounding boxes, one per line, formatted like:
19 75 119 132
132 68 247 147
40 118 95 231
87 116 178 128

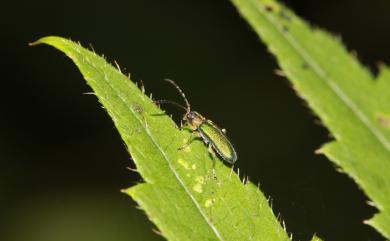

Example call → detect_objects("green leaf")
32 36 291 241
311 235 323 241
229 0 390 239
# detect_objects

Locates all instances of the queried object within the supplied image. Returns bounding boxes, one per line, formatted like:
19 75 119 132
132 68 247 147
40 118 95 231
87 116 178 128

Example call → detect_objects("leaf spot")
195 176 205 184
376 114 390 129
132 102 143 114
205 198 215 208
193 183 203 193
192 176 206 193
177 158 190 170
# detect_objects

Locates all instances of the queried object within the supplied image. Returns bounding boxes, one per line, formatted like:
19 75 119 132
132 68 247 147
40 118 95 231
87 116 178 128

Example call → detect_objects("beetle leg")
208 144 216 159
208 144 217 179
180 120 186 129
178 131 201 150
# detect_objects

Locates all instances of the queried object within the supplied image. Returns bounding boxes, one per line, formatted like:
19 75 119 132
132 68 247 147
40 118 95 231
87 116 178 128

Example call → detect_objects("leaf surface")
32 36 291 241
230 0 390 238
311 235 323 241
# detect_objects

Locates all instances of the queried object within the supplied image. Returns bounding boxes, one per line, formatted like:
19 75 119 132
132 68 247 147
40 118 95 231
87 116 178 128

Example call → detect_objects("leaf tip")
314 147 323 155
29 36 71 51
311 234 323 241
29 36 58 46
120 187 132 195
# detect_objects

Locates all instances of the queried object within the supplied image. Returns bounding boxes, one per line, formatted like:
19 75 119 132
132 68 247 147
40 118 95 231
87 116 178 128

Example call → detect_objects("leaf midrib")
85 56 225 241
248 0 390 152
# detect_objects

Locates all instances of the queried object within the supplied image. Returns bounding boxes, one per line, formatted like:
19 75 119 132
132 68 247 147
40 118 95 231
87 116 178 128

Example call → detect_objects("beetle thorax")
184 111 204 130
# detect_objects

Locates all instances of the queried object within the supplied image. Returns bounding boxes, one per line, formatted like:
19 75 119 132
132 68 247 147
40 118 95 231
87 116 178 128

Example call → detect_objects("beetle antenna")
155 100 188 111
164 79 191 111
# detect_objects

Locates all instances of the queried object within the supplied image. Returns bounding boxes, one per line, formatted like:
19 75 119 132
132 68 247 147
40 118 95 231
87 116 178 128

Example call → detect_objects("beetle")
157 79 237 171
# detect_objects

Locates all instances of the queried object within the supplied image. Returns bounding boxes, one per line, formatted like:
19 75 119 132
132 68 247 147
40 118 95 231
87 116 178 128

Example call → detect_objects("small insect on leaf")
157 79 238 171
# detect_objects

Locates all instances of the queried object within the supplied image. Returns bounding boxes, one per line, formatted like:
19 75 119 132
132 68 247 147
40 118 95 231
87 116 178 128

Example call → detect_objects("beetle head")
184 111 204 129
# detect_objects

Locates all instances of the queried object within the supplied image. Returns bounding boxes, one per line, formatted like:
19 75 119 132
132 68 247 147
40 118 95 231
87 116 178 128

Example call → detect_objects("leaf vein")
86 59 225 241
249 0 390 151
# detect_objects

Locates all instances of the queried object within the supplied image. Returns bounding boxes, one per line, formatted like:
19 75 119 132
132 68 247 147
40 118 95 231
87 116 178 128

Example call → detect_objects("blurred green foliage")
231 0 390 238
2 0 390 241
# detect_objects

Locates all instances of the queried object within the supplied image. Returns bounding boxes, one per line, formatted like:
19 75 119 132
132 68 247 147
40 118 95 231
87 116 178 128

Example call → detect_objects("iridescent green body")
198 120 237 164
160 79 238 165
184 111 237 164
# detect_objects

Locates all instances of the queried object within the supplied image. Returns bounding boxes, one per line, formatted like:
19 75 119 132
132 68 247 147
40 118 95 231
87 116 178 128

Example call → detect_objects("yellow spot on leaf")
192 175 206 193
193 183 203 193
191 164 197 170
195 176 205 184
178 159 190 170
205 198 215 208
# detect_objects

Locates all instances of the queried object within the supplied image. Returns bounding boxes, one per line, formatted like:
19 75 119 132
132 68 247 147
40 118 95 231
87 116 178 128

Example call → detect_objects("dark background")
1 0 389 240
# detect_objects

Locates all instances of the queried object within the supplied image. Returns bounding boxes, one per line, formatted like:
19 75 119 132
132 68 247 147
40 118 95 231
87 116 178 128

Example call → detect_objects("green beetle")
158 79 237 166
